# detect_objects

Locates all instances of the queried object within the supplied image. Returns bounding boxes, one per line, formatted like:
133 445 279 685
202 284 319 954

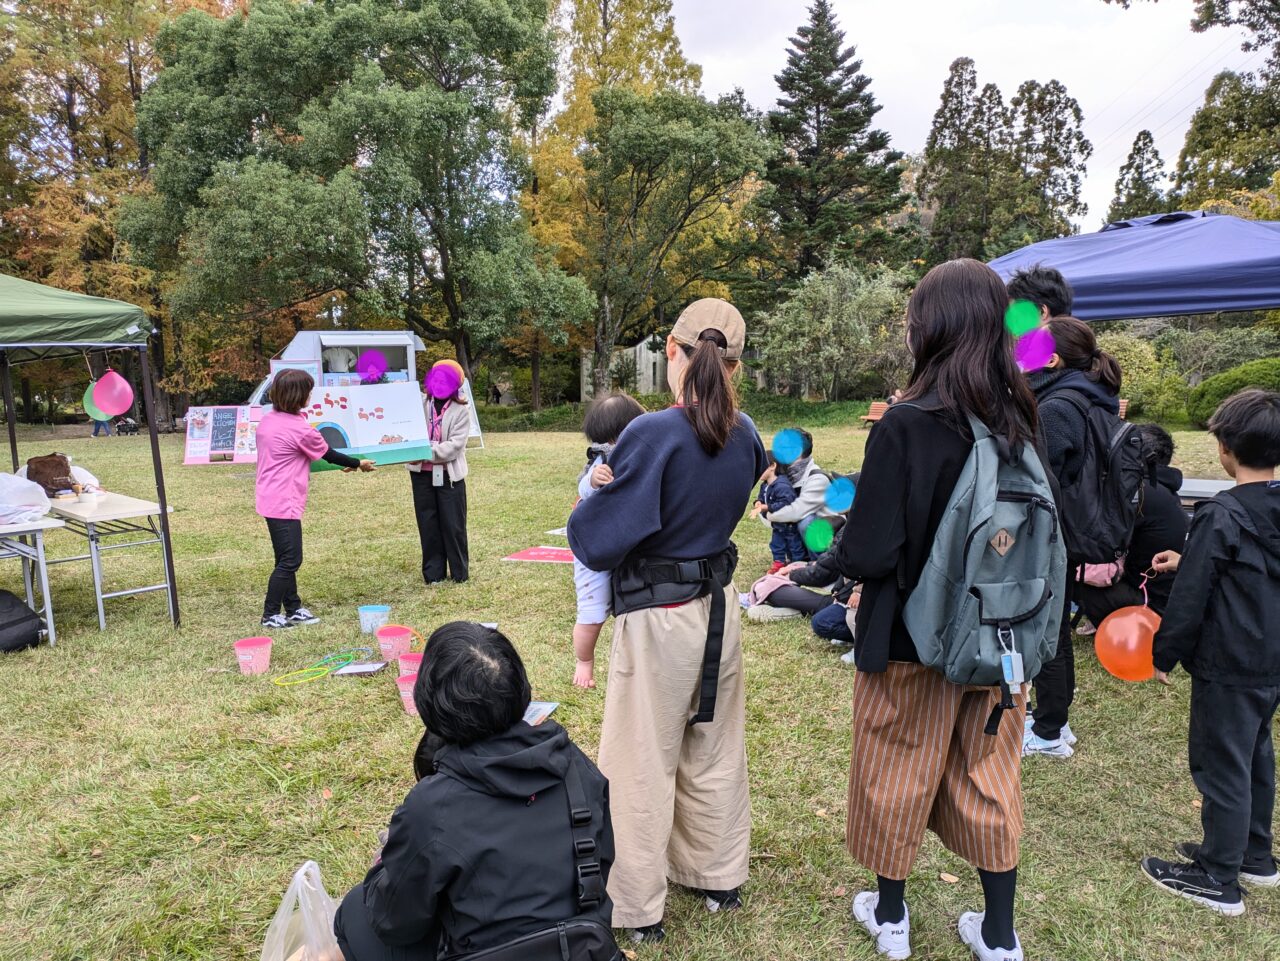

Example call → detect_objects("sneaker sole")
703 897 741 913
1141 864 1246 917
745 607 801 622
851 898 911 960
1022 744 1074 759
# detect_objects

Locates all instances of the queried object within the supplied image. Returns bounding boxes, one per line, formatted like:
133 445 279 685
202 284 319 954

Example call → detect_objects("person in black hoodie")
1141 390 1280 916
334 622 615 960
1022 316 1124 759
1073 424 1188 622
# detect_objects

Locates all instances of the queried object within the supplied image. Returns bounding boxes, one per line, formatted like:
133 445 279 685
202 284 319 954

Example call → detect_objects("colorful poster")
306 381 431 471
184 406 255 465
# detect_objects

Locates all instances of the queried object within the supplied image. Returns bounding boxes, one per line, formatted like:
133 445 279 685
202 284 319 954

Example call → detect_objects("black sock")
978 867 1017 951
875 875 906 925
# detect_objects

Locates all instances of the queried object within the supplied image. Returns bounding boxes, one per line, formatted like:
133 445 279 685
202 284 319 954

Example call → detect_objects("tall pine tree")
1010 79 1093 238
763 0 903 281
1106 130 1167 223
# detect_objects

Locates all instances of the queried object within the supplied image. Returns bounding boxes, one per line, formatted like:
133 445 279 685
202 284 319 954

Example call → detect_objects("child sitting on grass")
751 458 807 574
570 392 645 688
255 369 374 630
1140 389 1280 916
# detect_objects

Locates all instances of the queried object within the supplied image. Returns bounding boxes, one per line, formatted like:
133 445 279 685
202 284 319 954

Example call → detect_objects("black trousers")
1073 580 1144 627
1032 573 1075 741
410 471 469 584
263 517 303 618
764 584 831 616
1189 677 1280 884
335 886 439 961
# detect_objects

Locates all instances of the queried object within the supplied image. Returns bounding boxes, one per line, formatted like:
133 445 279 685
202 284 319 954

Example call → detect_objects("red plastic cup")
399 651 423 676
396 673 419 716
234 637 273 675
377 624 419 661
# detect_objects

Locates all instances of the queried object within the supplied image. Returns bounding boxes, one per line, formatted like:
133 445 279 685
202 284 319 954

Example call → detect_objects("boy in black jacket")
1141 390 1280 916
335 622 615 959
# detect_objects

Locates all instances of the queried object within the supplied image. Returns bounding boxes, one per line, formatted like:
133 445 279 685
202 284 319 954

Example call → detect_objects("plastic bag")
0 473 50 525
261 861 343 961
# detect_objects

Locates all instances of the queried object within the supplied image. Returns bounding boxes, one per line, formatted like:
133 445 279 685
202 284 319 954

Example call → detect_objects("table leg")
152 516 176 625
35 531 55 647
20 533 33 609
88 523 106 632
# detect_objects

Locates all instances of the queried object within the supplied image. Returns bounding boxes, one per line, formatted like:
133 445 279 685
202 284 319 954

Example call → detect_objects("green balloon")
83 383 108 421
1005 299 1041 336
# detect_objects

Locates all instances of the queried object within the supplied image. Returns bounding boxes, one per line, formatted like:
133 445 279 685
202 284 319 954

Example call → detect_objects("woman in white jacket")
409 362 471 583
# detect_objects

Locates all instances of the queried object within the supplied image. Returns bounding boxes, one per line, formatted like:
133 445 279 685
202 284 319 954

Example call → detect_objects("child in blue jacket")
752 458 807 573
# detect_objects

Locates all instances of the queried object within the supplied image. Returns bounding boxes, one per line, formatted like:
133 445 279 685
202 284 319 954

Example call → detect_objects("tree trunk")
530 341 542 412
592 297 612 397
20 378 32 424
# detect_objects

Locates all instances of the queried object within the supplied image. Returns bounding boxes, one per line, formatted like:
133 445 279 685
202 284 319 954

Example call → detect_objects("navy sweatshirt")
568 407 767 571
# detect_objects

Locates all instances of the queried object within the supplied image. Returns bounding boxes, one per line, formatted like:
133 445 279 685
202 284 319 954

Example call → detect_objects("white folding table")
0 516 65 645
48 493 175 631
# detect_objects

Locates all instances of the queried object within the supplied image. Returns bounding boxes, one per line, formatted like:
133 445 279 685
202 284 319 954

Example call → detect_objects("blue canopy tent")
988 211 1280 320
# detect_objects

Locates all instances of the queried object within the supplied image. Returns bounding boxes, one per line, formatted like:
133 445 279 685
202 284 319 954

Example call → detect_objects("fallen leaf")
189 834 203 844
833 885 847 898
284 763 294 770
815 808 829 818
1035 893 1046 903
321 788 333 801
622 952 637 961
1193 799 1202 809
940 872 960 884
90 848 103 858
88 668 98 675
185 794 201 805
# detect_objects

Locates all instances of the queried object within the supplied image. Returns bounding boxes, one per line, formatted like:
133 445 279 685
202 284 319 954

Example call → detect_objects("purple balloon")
425 366 462 400
1015 327 1055 372
356 349 388 383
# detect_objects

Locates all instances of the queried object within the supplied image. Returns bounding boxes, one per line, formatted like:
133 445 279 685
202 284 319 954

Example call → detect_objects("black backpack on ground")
444 762 621 961
1043 389 1145 563
0 589 42 652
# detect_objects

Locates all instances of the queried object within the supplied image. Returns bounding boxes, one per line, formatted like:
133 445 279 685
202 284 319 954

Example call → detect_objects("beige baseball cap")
671 298 746 362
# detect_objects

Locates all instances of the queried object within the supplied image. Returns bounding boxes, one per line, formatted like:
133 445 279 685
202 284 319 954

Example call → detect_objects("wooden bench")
1118 398 1129 420
861 401 889 425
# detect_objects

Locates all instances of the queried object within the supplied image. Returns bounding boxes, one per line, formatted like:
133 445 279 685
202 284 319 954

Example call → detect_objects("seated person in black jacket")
1074 424 1188 623
335 622 614 960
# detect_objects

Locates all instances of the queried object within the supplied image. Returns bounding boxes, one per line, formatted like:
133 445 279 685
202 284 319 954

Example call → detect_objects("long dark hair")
901 259 1038 448
680 329 739 455
1046 316 1122 395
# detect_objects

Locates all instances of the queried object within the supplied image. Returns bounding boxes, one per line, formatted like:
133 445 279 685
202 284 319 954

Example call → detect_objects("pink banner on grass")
503 546 576 564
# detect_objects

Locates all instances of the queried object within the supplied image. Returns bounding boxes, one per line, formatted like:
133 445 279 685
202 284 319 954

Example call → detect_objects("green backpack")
901 412 1068 734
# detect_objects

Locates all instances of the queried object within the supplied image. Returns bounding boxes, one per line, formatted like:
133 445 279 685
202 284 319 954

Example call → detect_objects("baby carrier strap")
611 544 739 725
565 761 605 912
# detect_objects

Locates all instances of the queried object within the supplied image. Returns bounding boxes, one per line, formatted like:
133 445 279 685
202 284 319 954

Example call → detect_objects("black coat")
1153 482 1280 686
1028 368 1119 487
789 523 854 602
1125 465 1188 614
351 722 613 956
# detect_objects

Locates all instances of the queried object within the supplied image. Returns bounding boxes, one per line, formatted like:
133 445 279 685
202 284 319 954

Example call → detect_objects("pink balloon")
92 369 134 416
1015 327 1055 372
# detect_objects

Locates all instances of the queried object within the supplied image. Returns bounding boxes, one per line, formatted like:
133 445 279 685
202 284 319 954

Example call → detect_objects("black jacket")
1125 465 1188 614
789 520 855 602
354 722 613 956
1029 368 1119 487
1153 482 1280 686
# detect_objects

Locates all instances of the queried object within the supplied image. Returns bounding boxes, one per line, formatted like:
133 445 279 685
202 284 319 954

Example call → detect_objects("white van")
247 330 427 406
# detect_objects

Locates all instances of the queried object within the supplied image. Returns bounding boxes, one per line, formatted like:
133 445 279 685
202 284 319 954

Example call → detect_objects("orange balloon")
1095 605 1160 682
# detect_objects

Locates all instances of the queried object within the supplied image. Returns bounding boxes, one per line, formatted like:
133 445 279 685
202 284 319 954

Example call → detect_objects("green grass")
0 424 1272 961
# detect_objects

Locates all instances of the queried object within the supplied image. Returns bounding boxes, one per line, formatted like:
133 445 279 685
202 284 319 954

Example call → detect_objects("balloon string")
1139 570 1153 608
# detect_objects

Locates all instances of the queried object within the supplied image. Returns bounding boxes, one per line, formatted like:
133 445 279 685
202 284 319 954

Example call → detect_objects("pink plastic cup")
377 624 420 661
234 637 273 675
399 651 423 676
396 673 419 716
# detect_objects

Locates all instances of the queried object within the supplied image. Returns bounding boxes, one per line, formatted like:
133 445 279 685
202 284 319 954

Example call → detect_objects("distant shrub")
1187 358 1280 427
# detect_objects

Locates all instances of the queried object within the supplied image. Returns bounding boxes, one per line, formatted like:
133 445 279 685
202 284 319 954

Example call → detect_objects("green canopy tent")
0 273 179 626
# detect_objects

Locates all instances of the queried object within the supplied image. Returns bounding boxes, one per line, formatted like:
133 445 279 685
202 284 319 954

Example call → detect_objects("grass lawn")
1 423 1272 961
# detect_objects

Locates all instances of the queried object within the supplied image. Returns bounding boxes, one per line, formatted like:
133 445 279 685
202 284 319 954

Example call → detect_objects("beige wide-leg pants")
598 585 750 928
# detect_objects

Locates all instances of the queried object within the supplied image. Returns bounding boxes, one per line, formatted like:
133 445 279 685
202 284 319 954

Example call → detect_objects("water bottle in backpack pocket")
902 414 1067 730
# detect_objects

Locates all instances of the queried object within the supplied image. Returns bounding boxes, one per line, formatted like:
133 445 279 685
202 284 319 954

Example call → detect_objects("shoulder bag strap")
564 762 605 913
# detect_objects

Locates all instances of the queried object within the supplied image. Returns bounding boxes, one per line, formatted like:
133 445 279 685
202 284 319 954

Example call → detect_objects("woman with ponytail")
1023 315 1123 760
568 299 767 945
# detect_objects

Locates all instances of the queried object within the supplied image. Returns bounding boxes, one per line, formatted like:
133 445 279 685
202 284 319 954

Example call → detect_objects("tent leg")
139 346 180 628
1 351 17 472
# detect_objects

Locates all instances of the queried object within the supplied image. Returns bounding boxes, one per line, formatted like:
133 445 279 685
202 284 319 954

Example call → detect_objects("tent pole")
139 346 180 627
1 351 18 472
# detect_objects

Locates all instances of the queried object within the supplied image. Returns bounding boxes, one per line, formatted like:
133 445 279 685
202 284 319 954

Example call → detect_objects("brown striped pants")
847 662 1026 879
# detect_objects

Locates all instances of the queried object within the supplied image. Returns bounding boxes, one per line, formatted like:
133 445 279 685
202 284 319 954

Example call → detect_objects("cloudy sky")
669 0 1262 229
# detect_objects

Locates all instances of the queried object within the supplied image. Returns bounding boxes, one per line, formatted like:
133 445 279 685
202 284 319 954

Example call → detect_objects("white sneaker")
1022 729 1073 758
1024 713 1077 746
745 604 800 622
958 911 1022 961
852 892 911 959
840 648 857 666
261 613 292 630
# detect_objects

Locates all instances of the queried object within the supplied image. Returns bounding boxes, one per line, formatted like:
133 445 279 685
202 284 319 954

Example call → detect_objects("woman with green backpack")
835 259 1057 961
